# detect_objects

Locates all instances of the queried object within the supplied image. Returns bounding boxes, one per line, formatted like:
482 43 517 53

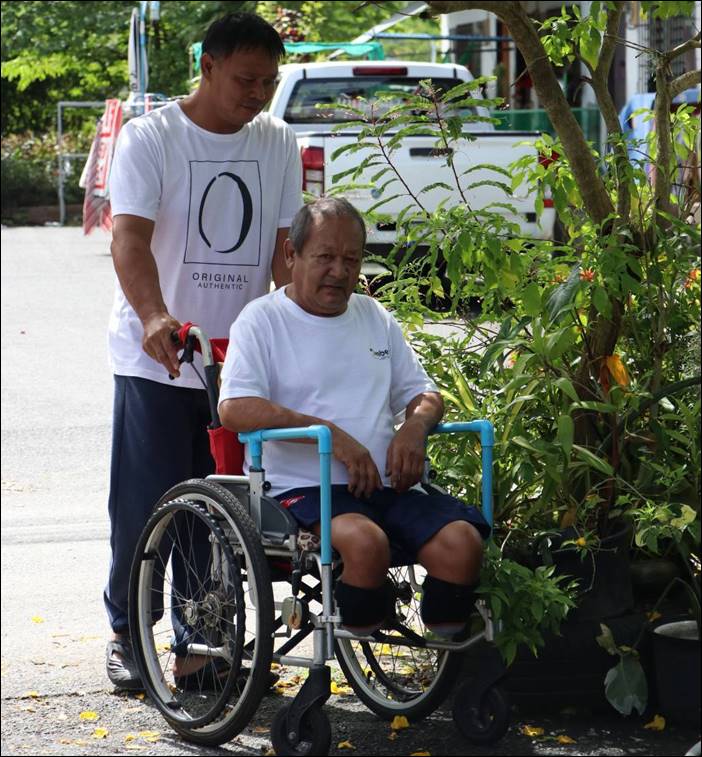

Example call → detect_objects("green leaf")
573 445 614 475
546 265 581 322
580 26 602 69
557 415 574 455
555 377 580 402
593 286 612 318
522 283 542 317
604 656 648 716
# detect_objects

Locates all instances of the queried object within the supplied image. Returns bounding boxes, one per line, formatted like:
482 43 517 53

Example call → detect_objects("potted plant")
596 501 700 724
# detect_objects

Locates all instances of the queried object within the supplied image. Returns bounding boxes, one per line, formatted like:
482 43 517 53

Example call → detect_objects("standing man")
105 12 301 689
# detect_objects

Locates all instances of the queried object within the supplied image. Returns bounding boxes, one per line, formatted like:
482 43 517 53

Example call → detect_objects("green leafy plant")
478 541 577 665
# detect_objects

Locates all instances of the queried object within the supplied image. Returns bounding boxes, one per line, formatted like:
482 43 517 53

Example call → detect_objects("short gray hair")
289 197 367 253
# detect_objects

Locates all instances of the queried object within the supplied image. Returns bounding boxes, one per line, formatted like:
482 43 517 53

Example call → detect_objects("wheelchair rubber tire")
334 566 464 721
129 479 274 746
452 682 510 745
271 703 332 757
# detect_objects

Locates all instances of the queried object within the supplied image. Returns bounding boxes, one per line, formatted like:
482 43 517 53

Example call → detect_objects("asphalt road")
1 226 700 756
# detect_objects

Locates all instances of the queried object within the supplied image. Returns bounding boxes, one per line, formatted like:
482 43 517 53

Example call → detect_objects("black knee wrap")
334 580 393 630
420 575 477 626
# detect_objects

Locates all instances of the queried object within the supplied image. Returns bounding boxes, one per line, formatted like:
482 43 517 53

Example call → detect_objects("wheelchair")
128 324 509 755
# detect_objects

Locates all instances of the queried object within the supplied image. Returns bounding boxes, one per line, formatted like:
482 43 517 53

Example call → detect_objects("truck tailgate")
298 131 547 239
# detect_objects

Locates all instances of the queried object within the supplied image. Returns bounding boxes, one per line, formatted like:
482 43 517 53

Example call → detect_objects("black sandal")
106 638 143 691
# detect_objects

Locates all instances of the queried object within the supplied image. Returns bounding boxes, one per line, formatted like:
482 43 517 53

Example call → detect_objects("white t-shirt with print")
108 102 302 388
218 288 439 496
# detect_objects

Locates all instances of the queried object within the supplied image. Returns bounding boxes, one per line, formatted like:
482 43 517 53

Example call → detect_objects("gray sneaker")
106 637 143 691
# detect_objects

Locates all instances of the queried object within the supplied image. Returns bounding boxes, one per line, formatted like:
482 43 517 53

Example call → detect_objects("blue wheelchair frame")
239 421 494 662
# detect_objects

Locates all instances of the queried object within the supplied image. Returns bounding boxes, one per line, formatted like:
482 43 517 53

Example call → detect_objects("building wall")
442 2 701 110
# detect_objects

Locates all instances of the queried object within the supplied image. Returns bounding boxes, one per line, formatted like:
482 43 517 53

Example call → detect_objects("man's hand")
142 311 182 377
332 426 383 499
385 418 428 493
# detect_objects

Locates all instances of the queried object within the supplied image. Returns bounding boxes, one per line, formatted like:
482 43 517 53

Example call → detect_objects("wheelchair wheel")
271 703 331 757
334 565 463 721
452 682 510 744
129 479 274 746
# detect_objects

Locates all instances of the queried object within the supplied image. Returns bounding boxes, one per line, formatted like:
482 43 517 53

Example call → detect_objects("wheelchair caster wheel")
271 703 331 756
452 682 510 744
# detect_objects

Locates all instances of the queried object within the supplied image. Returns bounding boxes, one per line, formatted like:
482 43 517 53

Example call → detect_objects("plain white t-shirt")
218 288 438 496
108 102 302 388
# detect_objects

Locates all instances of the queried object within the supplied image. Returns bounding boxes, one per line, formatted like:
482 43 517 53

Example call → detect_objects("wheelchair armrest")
431 420 494 447
429 420 494 529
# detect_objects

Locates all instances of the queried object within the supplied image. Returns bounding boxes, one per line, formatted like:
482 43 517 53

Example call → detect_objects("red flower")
580 268 595 282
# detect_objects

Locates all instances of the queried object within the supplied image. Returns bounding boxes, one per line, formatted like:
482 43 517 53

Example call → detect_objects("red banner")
80 99 123 235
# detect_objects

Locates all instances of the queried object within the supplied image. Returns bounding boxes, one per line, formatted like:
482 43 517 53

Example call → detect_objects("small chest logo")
369 347 390 360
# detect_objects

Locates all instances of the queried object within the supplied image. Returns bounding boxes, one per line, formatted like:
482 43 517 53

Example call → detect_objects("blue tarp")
191 40 384 73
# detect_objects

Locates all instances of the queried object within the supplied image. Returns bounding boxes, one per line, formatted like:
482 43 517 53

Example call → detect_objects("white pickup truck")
268 60 556 255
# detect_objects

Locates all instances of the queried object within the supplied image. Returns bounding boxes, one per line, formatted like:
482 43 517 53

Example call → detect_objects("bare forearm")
403 392 444 434
111 234 166 323
220 396 329 436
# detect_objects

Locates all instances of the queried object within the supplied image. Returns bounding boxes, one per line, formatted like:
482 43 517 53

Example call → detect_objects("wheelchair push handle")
169 324 221 429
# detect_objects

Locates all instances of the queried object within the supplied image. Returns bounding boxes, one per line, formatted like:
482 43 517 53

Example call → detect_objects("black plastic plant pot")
651 620 701 727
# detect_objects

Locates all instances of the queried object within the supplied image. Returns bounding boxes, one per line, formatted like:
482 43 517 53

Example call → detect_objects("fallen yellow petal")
133 692 145 701
79 710 99 721
337 740 355 749
388 731 398 741
23 691 40 699
390 715 410 730
410 752 431 756
92 728 109 739
521 725 544 737
31 616 45 624
124 734 137 742
644 714 666 731
331 681 353 695
139 730 161 742
557 735 576 744
647 611 662 622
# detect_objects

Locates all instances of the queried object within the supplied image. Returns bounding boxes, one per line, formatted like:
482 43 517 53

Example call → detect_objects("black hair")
202 12 285 62
289 198 367 253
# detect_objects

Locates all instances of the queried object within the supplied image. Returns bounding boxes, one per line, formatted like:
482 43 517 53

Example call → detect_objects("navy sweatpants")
104 375 214 639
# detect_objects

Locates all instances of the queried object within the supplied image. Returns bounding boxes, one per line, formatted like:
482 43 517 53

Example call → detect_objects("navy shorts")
277 485 491 562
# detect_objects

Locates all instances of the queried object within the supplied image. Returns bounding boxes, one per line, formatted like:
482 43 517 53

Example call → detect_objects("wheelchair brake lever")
168 331 195 380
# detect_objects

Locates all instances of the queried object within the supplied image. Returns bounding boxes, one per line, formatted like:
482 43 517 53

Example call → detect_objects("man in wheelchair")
219 197 490 639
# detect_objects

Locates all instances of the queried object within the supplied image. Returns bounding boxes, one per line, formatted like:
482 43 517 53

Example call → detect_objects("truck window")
283 77 478 124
